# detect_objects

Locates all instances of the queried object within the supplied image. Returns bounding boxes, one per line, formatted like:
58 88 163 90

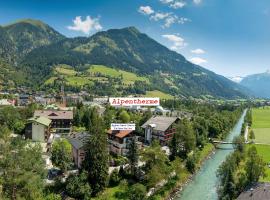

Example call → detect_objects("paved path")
244 125 249 143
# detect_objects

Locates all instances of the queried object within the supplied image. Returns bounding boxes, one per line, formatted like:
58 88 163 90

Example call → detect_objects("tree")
66 171 92 199
217 154 237 200
127 137 139 177
109 169 120 186
44 193 62 200
0 135 46 200
175 119 196 158
245 146 265 184
51 139 72 172
141 140 170 187
232 136 245 153
249 129 255 141
119 110 130 123
186 153 198 173
169 133 178 161
83 111 109 196
127 183 147 200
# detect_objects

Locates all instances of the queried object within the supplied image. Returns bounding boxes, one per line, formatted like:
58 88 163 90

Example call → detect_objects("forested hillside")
0 19 248 99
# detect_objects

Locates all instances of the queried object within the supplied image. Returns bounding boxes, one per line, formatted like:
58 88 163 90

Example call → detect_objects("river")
177 109 247 200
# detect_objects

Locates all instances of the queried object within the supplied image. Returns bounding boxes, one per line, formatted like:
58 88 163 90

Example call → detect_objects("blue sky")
0 0 270 77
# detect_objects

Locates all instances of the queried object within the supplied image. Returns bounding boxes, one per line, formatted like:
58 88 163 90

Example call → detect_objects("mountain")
240 71 270 98
227 76 244 83
0 19 64 61
21 26 246 98
0 19 247 99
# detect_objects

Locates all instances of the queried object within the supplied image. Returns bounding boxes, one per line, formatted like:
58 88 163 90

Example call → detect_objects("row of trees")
217 140 265 200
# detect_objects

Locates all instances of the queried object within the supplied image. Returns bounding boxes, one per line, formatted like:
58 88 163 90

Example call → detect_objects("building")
237 183 270 200
0 99 15 106
67 132 90 168
34 110 73 134
25 116 52 142
107 129 141 156
141 116 180 145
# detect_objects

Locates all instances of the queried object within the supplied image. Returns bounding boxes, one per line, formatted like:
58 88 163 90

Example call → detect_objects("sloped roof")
34 110 73 120
141 116 179 131
67 132 90 150
107 129 133 138
237 183 270 200
28 116 51 127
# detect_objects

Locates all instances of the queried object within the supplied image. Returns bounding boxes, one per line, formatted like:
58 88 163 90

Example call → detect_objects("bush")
127 183 147 200
109 169 120 186
65 171 92 199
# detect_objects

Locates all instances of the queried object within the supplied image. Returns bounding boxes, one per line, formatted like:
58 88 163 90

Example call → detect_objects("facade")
34 110 73 134
107 130 141 156
141 116 180 146
25 116 51 142
67 132 90 168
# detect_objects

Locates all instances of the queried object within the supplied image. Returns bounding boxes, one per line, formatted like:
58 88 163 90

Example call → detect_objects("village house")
141 116 180 146
237 183 270 200
25 116 52 143
34 110 73 135
67 132 90 168
107 129 141 156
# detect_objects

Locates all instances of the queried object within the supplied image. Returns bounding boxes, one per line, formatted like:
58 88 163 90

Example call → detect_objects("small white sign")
109 97 160 106
111 123 136 131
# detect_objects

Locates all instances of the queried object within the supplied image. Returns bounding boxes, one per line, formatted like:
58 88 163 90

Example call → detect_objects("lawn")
88 65 149 85
251 108 270 144
252 128 270 144
144 90 174 100
55 64 77 76
65 77 93 86
253 144 270 182
252 107 270 128
92 185 124 200
197 143 214 165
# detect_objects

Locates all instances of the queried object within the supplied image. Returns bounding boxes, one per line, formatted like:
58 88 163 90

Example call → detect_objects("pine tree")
127 137 139 177
83 109 109 196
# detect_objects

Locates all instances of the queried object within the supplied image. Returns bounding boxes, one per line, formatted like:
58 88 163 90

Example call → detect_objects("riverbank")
164 143 215 200
173 110 246 200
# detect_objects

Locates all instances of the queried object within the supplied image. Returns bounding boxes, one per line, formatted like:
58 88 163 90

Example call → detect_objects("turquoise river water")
177 109 247 200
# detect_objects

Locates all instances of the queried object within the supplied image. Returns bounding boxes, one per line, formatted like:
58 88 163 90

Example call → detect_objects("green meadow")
88 65 149 85
253 144 270 182
252 107 270 144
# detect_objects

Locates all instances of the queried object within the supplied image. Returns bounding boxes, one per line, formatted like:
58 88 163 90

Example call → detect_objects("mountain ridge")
0 19 248 99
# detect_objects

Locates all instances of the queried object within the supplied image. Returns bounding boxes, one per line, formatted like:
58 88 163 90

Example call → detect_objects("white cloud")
162 34 187 51
193 0 202 4
163 15 189 28
150 12 171 21
138 6 154 15
170 1 186 9
67 16 102 34
189 57 207 65
191 48 205 54
160 0 174 4
160 0 186 9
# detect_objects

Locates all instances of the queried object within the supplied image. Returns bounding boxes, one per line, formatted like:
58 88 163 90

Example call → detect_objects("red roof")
107 129 133 138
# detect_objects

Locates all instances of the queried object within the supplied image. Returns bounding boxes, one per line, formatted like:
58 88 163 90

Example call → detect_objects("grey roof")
237 183 270 200
141 116 179 131
67 132 90 150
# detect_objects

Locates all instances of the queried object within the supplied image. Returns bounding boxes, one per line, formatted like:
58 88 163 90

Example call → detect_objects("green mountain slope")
22 26 246 98
240 71 270 98
1 19 65 61
0 19 247 98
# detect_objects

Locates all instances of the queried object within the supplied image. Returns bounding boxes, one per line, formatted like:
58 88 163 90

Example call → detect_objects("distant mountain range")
240 71 270 98
0 19 248 99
